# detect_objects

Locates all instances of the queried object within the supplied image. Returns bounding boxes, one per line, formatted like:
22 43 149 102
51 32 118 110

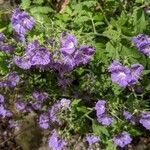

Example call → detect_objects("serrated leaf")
30 6 54 14
92 120 110 137
21 0 31 9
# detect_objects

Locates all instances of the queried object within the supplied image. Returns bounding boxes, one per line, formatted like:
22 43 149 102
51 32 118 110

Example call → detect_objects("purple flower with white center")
32 101 42 110
123 111 132 120
97 114 114 126
130 64 143 84
15 101 27 111
32 91 48 102
74 45 95 65
60 98 71 109
11 8 35 35
48 129 67 150
60 33 77 55
0 104 12 118
113 131 132 148
38 112 50 129
95 100 106 116
85 134 100 145
13 55 32 70
6 72 20 87
0 94 4 103
139 112 150 130
0 44 14 53
0 32 5 41
109 61 131 87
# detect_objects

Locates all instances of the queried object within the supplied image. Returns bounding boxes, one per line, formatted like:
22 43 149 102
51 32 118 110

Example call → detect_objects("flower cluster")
0 32 13 53
0 72 20 88
48 129 67 150
11 8 35 37
14 40 51 69
85 134 100 145
95 100 114 126
108 60 143 87
132 34 150 56
113 131 132 148
0 94 12 118
38 98 70 129
15 91 49 112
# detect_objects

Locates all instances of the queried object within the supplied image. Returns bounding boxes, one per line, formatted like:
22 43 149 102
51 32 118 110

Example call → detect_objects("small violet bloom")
85 134 100 145
48 130 67 150
32 91 48 102
123 111 132 120
139 112 150 130
11 8 35 36
95 100 106 116
0 94 4 103
97 114 114 126
38 112 50 129
113 131 132 148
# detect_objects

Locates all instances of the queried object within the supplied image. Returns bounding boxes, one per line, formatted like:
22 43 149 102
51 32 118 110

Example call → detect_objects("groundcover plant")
0 0 150 149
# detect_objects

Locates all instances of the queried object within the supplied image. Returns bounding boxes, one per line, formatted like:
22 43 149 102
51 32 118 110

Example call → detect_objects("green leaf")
21 0 31 9
33 0 44 4
30 6 54 14
92 120 110 137
106 141 116 150
77 106 88 113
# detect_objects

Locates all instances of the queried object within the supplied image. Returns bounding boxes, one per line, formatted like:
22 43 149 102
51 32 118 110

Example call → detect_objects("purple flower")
95 100 106 116
30 47 51 66
11 8 35 35
132 34 150 56
123 111 132 120
60 98 71 109
38 112 50 129
0 104 12 118
0 32 5 41
15 101 27 111
130 64 143 84
0 94 4 103
13 55 32 70
108 61 143 87
60 33 77 55
0 44 14 53
113 131 132 148
139 112 150 130
109 61 131 87
31 101 42 110
97 114 114 126
32 91 48 102
6 72 20 87
48 130 67 150
85 134 100 145
74 45 95 65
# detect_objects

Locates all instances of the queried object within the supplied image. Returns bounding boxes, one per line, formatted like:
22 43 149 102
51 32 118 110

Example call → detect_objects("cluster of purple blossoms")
139 112 150 130
108 60 143 87
14 40 51 69
85 134 100 146
15 91 49 112
0 72 20 88
11 8 35 37
95 100 114 126
0 32 13 53
38 98 71 129
0 94 12 118
132 34 150 56
48 129 67 150
113 131 132 148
